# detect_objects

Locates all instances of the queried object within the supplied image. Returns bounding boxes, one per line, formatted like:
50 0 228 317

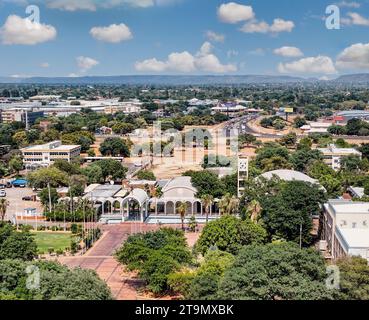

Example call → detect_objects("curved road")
223 115 369 142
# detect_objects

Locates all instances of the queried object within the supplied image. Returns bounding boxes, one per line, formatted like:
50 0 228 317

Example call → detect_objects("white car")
0 190 6 197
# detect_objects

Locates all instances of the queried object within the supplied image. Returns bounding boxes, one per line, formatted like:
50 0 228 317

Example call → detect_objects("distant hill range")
0 74 369 85
333 74 369 84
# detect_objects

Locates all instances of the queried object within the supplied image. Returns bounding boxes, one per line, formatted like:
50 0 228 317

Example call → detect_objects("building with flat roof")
322 200 369 262
21 141 81 169
0 108 44 127
336 110 369 122
318 144 362 171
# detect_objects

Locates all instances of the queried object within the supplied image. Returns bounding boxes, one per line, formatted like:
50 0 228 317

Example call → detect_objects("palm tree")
201 194 214 223
0 198 9 222
228 196 240 216
177 202 187 231
218 194 231 216
218 194 240 216
247 200 262 223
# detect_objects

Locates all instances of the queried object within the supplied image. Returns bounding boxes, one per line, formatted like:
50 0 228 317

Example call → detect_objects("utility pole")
48 182 52 216
299 222 303 250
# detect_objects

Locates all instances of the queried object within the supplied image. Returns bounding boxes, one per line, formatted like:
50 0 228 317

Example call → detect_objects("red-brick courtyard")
57 223 201 300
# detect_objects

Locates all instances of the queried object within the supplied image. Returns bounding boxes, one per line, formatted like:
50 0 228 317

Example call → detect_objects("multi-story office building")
318 144 362 171
322 200 369 263
0 108 44 127
21 141 81 169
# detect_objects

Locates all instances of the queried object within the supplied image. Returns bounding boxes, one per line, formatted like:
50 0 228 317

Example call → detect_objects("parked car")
22 196 33 201
6 182 12 188
0 190 6 197
0 184 5 189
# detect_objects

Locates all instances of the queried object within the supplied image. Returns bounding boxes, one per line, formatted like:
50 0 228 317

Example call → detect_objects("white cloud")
40 62 50 68
10 74 31 78
278 56 337 74
135 58 168 72
241 18 294 34
269 18 295 33
217 2 254 24
90 23 133 43
205 30 225 43
336 43 369 69
46 0 97 11
42 0 178 11
76 56 99 72
344 12 369 26
135 42 237 74
0 15 57 45
274 46 303 57
336 1 361 8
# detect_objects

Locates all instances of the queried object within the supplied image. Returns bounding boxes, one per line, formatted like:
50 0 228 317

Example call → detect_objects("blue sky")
0 0 369 78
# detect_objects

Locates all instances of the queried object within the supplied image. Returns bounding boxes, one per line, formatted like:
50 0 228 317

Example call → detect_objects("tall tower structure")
238 155 249 198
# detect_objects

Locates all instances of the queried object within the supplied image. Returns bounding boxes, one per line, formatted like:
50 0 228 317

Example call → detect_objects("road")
223 114 369 142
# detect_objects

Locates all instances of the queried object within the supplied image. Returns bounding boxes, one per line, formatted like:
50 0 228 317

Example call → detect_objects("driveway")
57 223 201 300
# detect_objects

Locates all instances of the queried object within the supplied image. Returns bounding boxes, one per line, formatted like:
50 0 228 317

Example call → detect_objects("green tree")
93 159 127 182
335 256 369 300
28 167 68 189
115 228 191 295
201 195 214 223
0 259 113 300
39 188 59 212
218 243 334 300
196 216 267 255
260 180 326 244
9 156 23 175
0 199 9 222
136 170 156 181
100 138 130 157
0 223 37 261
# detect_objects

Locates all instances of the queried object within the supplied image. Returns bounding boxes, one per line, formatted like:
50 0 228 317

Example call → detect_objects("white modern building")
21 141 81 169
318 144 362 171
322 200 369 263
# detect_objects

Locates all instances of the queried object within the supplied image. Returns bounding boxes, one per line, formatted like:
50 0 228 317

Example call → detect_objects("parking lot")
3 186 43 221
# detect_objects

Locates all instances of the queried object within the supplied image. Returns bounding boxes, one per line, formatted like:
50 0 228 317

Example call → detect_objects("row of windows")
25 158 70 162
24 152 43 156
340 220 368 228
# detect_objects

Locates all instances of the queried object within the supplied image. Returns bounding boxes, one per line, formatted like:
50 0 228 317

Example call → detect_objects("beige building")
21 141 81 169
318 144 362 171
322 200 369 263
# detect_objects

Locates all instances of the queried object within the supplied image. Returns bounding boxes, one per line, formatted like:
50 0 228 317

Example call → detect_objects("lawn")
33 232 72 254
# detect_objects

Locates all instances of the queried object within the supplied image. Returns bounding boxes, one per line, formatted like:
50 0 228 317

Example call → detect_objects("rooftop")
84 184 122 199
260 170 319 185
162 176 196 192
22 141 80 152
327 200 369 214
318 144 361 156
337 227 369 248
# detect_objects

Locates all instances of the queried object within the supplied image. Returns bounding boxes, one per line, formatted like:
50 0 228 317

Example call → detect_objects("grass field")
33 232 72 254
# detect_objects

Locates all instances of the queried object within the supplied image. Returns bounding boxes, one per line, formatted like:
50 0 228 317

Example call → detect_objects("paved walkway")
58 223 195 300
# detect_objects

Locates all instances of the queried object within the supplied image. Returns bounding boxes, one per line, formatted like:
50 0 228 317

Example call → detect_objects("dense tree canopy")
196 216 267 255
218 243 334 300
115 228 192 295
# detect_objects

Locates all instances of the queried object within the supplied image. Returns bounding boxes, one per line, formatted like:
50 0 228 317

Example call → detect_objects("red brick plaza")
58 223 201 300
